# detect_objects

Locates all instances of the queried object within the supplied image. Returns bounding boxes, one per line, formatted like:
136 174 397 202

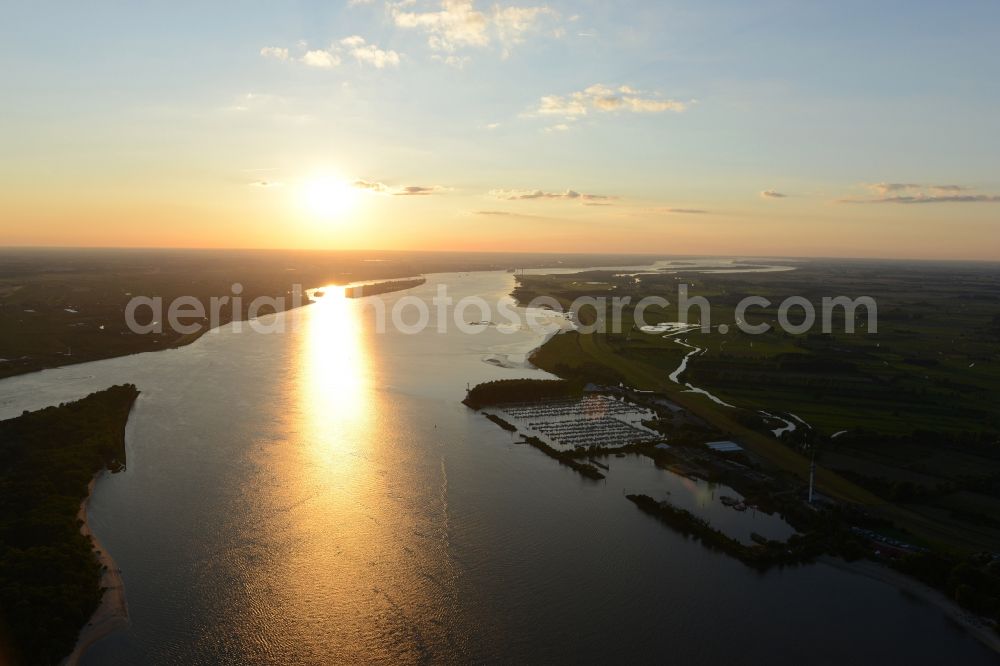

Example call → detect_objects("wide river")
0 270 995 664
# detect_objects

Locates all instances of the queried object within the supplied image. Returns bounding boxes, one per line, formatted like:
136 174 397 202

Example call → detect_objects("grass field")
519 258 1000 553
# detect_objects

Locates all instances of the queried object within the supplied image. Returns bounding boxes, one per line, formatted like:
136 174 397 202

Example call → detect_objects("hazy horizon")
2 245 999 265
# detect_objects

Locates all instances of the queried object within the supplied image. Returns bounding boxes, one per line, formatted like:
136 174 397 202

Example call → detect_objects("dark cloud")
842 194 1000 204
394 185 442 196
490 188 618 203
760 190 787 199
870 182 968 195
352 181 445 196
872 183 921 193
843 182 997 203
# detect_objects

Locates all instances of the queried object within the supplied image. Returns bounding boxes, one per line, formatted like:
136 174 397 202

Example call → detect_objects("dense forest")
462 378 580 409
0 384 138 665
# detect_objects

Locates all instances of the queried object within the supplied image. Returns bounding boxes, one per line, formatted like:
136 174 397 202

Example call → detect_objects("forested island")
462 378 581 409
0 384 138 665
344 277 426 298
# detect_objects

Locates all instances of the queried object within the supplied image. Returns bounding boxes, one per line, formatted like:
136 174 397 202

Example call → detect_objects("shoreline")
819 555 1000 655
2 273 437 383
0 290 319 383
0 261 645 384
62 474 128 666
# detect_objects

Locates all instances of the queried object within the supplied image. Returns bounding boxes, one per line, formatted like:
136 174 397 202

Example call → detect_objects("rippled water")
594 453 797 544
0 270 995 664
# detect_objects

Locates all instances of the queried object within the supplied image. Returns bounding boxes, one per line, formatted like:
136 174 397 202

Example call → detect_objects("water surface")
0 270 994 665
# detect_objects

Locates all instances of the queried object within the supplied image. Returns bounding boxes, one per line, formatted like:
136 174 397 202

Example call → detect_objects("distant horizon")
1 243 997 265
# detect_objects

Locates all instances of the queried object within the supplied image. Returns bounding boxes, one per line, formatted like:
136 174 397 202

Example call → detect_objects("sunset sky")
2 1 998 259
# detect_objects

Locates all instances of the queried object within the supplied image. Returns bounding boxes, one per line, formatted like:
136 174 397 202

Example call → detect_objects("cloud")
395 185 445 196
666 208 708 214
301 49 340 68
259 46 289 61
473 210 550 220
537 95 586 116
842 194 1000 205
391 0 557 58
248 180 283 188
760 190 787 198
261 36 400 70
392 0 490 51
341 36 401 68
868 182 968 195
536 84 687 117
352 180 446 196
840 183 999 204
490 188 618 203
340 35 366 48
869 182 920 194
493 6 556 55
353 179 390 193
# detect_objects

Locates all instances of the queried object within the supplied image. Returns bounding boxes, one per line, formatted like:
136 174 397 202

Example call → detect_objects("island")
0 384 139 665
464 379 613 480
344 277 426 298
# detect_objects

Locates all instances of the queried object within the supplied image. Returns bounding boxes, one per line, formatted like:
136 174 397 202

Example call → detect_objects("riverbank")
62 475 129 666
0 289 317 382
2 274 437 382
819 556 1000 655
626 493 826 570
0 384 138 664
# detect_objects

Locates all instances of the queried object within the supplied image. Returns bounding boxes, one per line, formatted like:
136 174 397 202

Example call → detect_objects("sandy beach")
62 474 128 666
820 556 1000 655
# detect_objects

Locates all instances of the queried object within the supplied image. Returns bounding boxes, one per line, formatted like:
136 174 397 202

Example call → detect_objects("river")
0 270 995 664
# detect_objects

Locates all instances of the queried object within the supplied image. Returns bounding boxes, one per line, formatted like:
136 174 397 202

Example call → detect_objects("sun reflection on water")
266 286 453 661
299 287 373 448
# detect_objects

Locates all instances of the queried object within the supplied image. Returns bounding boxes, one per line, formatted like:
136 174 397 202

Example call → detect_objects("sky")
1 0 998 259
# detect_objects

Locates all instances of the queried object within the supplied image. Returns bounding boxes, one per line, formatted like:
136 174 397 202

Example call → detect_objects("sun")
299 175 358 219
